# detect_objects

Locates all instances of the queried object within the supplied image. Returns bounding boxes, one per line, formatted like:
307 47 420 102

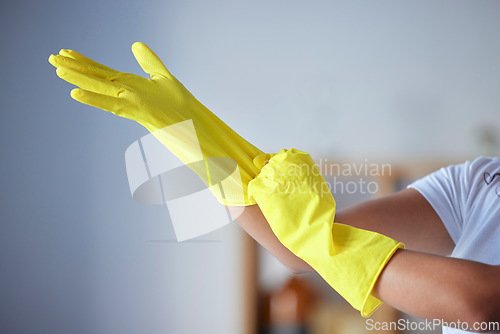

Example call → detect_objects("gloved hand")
49 42 263 206
249 148 404 317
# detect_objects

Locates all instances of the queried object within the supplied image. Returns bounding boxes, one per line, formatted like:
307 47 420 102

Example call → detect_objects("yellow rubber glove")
249 148 404 317
49 42 263 206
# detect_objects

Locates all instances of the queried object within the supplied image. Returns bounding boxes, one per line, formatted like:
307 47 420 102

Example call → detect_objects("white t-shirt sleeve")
407 161 471 244
408 156 500 264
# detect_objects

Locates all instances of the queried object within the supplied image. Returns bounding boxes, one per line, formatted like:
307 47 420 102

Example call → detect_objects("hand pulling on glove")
249 148 404 317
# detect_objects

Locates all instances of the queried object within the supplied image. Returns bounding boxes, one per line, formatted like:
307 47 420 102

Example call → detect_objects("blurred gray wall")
1 1 500 333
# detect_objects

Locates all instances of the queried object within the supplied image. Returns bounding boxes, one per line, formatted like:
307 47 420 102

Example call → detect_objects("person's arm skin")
373 250 500 329
230 188 452 273
228 203 314 273
228 188 500 329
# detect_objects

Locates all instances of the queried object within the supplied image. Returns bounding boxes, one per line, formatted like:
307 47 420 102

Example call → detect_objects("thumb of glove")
131 42 172 78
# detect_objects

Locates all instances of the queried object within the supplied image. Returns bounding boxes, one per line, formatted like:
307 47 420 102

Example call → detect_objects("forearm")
334 188 455 256
373 249 500 330
229 188 454 274
228 205 314 273
232 203 500 327
229 202 500 328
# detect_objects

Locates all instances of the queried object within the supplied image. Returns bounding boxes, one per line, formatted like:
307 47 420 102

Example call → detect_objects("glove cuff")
305 223 404 317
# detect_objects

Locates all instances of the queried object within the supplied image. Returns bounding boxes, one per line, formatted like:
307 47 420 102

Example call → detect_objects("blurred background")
1 0 499 333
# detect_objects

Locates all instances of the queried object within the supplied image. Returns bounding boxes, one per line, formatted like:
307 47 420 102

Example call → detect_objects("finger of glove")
58 49 120 74
131 42 172 78
56 67 124 97
50 54 120 81
71 89 134 118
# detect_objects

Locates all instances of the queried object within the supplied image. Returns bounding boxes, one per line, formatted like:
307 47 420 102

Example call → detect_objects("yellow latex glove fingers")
249 148 404 317
49 43 263 206
49 43 195 124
